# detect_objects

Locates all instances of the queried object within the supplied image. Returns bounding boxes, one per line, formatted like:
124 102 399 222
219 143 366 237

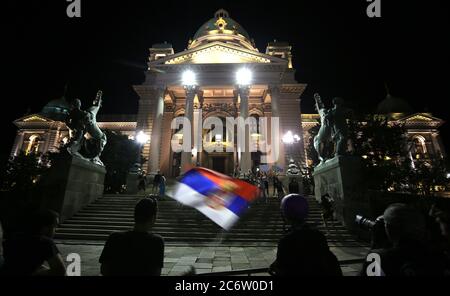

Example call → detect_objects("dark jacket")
271 224 342 276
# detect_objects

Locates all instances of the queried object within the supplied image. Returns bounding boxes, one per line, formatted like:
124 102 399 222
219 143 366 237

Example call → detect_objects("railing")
196 258 365 276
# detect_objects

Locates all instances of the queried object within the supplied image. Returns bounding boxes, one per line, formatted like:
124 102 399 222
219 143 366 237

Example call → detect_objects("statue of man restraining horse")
313 93 350 166
65 90 107 166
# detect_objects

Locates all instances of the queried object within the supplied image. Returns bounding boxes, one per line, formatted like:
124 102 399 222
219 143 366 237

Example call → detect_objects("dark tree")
0 151 50 193
348 115 409 191
100 130 139 193
0 151 51 234
407 156 449 196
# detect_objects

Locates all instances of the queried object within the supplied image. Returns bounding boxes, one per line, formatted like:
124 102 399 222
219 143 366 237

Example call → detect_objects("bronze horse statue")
66 90 107 165
82 90 107 165
313 93 333 165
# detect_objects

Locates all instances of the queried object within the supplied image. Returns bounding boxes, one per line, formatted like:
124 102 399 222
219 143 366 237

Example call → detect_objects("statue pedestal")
312 156 369 229
41 154 106 222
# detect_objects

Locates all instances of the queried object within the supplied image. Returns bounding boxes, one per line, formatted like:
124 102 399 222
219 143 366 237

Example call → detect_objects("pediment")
401 113 442 122
150 42 287 65
15 114 52 123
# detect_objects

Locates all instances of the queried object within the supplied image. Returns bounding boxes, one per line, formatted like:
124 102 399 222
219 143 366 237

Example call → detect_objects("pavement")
56 241 369 276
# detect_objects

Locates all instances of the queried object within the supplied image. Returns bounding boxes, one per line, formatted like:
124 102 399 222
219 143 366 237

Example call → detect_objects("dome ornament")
214 8 229 19
215 17 228 31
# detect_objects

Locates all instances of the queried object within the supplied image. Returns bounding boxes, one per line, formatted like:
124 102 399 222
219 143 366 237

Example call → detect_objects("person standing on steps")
159 173 166 199
270 194 342 276
152 170 162 194
99 198 164 276
288 178 299 194
138 171 147 194
320 193 335 232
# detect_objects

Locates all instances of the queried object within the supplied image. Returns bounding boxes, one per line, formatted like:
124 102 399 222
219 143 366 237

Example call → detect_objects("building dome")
40 97 71 121
377 93 413 115
188 9 257 51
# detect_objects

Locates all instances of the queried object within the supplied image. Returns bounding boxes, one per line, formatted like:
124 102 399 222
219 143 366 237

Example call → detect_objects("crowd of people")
1 188 449 276
138 170 166 197
239 170 302 203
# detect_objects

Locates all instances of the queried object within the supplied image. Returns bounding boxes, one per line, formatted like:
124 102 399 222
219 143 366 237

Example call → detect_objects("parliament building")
10 9 446 177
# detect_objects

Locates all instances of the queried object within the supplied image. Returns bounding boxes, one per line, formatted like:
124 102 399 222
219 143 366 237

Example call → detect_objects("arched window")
25 134 41 155
412 135 427 158
211 117 227 143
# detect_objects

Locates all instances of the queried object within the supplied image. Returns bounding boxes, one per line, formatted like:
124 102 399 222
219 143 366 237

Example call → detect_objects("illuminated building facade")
10 9 446 177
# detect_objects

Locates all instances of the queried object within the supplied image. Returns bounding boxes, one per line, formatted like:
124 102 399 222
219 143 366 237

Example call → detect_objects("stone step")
67 214 334 222
59 220 346 229
55 194 362 246
55 232 361 245
58 221 347 230
56 227 353 239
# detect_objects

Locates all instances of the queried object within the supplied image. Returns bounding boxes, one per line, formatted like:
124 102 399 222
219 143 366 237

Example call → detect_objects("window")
412 136 427 158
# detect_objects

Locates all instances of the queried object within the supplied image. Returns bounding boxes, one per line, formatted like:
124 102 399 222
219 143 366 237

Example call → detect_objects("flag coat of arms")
168 167 259 230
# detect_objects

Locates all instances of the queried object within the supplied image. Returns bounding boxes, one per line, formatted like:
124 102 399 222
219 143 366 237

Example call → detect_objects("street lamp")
132 130 149 172
282 131 300 145
180 70 197 174
236 68 252 86
182 69 197 87
282 130 300 163
136 130 150 145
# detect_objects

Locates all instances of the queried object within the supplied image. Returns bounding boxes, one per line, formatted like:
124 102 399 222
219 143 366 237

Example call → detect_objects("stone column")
238 86 251 173
193 91 204 166
431 132 444 158
149 87 165 173
11 131 25 157
180 86 196 174
269 84 285 170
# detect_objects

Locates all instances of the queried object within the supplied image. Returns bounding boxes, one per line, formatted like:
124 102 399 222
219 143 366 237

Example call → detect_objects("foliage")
100 130 140 193
406 156 449 196
348 115 409 191
306 114 450 194
0 151 50 193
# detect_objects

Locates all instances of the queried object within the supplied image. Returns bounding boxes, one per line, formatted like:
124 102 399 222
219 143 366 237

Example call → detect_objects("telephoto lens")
355 215 377 230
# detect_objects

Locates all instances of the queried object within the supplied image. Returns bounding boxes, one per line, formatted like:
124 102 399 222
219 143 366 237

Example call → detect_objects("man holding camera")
361 203 446 276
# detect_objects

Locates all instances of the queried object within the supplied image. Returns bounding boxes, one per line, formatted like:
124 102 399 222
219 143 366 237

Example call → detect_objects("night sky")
4 0 449 160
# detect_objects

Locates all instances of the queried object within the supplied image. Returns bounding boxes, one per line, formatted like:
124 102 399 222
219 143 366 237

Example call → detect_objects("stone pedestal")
41 154 106 222
312 156 369 229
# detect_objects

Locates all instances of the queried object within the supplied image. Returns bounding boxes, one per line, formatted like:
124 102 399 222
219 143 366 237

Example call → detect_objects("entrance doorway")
212 157 226 173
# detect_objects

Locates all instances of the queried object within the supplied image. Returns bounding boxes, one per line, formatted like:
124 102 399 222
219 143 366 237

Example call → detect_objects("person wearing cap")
269 194 342 276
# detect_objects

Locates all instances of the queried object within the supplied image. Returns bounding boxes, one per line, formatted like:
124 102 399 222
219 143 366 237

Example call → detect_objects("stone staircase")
55 194 364 247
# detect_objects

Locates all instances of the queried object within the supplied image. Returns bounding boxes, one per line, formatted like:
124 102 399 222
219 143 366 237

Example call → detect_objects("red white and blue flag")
167 167 259 230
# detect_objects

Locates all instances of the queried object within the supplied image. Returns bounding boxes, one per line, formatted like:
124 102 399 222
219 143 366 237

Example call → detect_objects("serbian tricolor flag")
167 167 259 230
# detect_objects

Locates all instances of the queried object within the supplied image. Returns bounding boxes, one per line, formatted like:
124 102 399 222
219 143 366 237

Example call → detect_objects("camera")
355 214 389 249
355 215 384 231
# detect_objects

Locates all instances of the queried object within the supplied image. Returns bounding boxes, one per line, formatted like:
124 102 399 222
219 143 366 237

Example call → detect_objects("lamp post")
135 130 150 167
236 68 252 174
282 130 303 193
282 130 301 162
180 70 197 174
127 130 149 194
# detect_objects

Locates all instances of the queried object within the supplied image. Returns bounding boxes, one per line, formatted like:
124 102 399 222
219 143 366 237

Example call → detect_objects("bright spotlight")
236 68 252 86
136 130 150 144
182 69 197 86
282 131 294 144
